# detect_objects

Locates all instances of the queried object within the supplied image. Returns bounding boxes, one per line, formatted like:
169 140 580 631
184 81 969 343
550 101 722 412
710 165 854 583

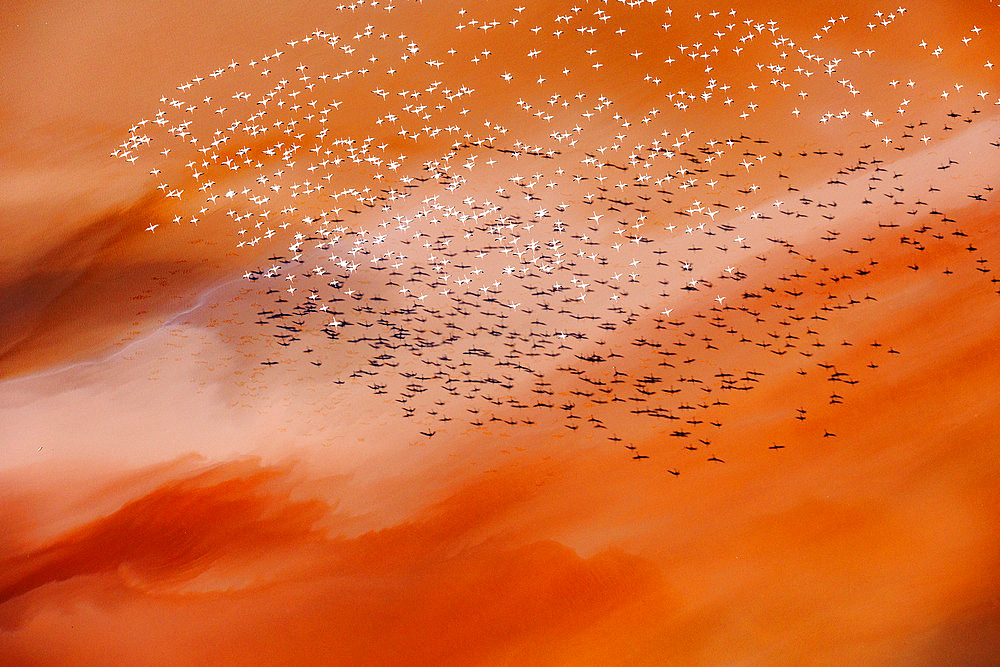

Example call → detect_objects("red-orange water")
2 1 999 664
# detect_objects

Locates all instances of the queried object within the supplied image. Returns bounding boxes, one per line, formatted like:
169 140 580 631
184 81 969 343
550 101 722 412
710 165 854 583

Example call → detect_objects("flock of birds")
115 0 998 471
